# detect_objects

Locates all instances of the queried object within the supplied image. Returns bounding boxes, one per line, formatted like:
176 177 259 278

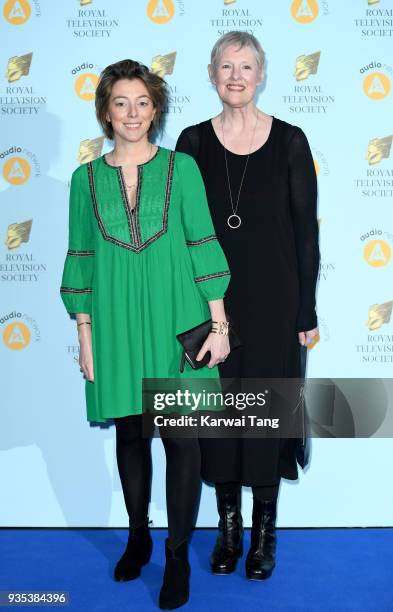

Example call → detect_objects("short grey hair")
210 31 265 78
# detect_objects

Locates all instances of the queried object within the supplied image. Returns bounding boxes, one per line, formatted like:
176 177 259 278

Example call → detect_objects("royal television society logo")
71 63 101 101
151 52 191 114
0 146 40 184
290 0 329 24
355 135 393 198
66 2 119 38
77 137 104 164
354 2 393 38
210 1 263 36
2 0 41 25
361 229 392 268
283 52 334 114
1 311 40 350
356 300 393 365
1 53 46 116
151 52 176 79
1 220 47 282
6 52 31 82
360 61 392 100
5 219 32 250
294 52 320 81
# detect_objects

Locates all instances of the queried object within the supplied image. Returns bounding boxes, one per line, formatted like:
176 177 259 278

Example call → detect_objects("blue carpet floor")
1 529 393 611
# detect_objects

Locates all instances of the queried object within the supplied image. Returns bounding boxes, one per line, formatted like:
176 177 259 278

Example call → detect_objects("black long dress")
176 116 319 486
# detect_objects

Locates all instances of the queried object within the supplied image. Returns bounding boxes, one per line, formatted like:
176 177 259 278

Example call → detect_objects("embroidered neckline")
88 150 175 253
102 146 161 169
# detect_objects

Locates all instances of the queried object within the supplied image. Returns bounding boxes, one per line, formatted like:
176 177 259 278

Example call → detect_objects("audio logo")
3 0 31 24
3 321 30 349
313 149 329 177
363 240 391 268
1 312 40 349
291 0 319 23
363 73 391 100
2 156 31 185
147 0 175 24
74 72 98 101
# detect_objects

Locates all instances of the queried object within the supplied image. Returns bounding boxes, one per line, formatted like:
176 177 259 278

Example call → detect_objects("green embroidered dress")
60 147 230 422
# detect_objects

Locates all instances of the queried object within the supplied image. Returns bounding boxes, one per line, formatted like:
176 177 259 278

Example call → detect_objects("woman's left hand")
298 328 319 347
197 332 230 368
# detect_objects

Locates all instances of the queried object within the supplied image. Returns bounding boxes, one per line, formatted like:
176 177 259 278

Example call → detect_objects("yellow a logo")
3 0 31 25
147 0 175 24
363 72 391 100
363 240 391 268
75 73 99 101
3 322 31 350
291 0 319 23
3 157 31 185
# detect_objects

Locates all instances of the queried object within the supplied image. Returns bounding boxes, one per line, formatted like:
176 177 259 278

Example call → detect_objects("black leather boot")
114 521 153 582
159 539 190 610
246 498 277 580
210 489 243 575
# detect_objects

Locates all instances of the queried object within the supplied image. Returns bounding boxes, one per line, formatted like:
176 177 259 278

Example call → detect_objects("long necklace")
221 112 259 229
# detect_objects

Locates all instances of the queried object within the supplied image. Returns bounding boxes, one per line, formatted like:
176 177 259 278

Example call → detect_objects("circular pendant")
227 214 241 229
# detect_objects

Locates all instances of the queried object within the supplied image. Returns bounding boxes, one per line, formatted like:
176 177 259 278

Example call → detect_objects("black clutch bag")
176 319 241 373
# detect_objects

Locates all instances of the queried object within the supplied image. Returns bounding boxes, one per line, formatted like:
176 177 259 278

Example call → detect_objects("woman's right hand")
78 325 94 382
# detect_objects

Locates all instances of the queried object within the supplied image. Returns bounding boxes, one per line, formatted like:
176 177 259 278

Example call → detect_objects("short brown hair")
95 59 167 140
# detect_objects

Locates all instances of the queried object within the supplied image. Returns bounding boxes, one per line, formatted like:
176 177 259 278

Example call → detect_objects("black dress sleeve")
287 127 320 332
175 126 200 162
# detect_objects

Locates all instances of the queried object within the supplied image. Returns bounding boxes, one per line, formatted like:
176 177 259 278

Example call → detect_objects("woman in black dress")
176 31 319 580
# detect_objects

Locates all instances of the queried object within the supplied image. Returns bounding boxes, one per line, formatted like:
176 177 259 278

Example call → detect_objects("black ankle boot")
114 521 153 582
210 489 243 575
246 498 277 580
159 539 190 610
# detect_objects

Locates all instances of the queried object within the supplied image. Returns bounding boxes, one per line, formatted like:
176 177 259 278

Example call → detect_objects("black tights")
215 480 280 503
114 414 201 548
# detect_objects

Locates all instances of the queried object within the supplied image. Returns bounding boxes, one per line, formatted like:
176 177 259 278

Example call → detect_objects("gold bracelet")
77 321 91 328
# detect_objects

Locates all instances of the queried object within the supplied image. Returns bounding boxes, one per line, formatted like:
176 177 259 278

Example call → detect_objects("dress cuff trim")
195 270 230 284
186 235 217 246
67 250 95 256
60 287 93 294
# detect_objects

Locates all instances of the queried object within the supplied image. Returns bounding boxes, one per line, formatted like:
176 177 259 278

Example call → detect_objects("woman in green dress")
60 59 231 610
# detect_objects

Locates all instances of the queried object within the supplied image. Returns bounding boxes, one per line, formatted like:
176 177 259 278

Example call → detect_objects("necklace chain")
110 143 153 190
221 112 259 229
